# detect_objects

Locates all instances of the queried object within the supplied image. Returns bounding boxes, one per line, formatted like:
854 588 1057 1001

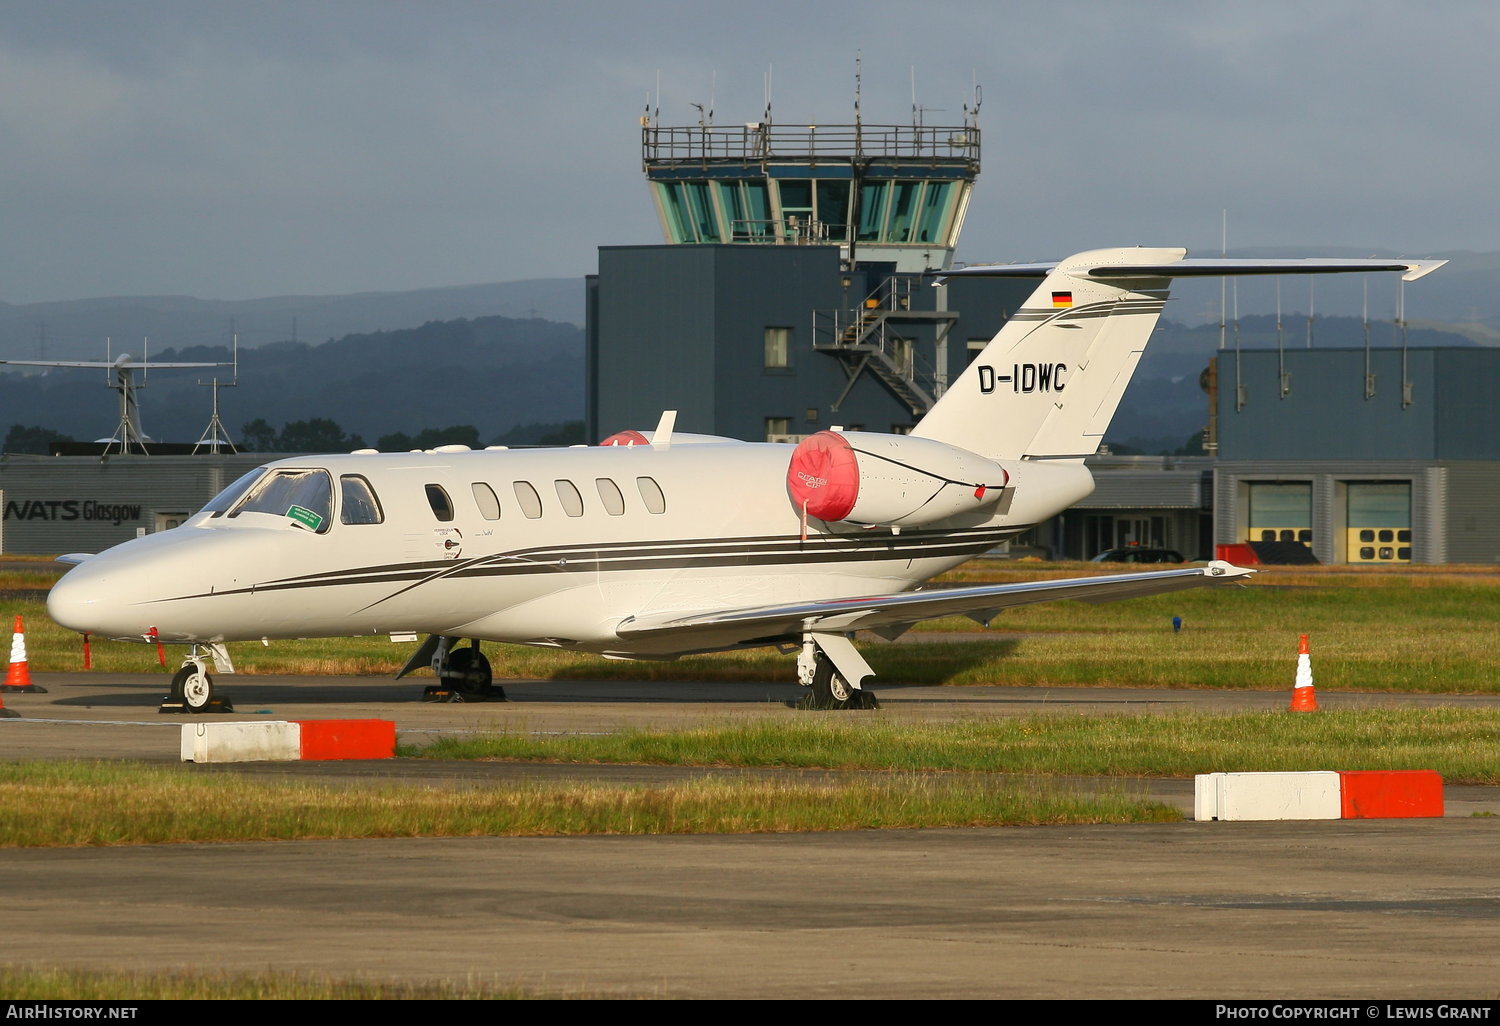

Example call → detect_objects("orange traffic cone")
3 614 47 694
1289 633 1317 712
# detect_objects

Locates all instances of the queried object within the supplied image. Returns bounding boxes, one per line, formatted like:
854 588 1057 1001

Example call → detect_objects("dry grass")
0 761 1179 849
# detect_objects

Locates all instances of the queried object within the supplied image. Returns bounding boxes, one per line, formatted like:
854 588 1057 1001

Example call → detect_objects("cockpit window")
202 469 266 518
229 469 334 533
340 475 384 525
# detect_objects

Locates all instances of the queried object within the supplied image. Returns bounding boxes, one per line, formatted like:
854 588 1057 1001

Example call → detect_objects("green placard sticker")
287 505 324 531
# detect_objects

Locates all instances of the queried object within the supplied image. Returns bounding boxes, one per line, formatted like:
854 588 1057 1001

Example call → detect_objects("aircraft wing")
614 561 1255 642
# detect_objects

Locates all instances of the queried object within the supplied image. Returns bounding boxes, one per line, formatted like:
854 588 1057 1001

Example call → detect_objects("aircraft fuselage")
46 440 1093 657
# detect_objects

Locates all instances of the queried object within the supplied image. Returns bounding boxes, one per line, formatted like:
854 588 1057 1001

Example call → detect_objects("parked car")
1089 547 1185 564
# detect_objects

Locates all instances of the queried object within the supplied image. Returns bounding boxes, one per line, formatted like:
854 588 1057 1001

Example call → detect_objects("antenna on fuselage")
653 410 677 450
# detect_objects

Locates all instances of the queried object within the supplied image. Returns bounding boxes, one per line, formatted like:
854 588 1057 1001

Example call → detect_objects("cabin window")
230 469 333 533
513 481 543 519
425 484 455 523
636 476 666 515
203 469 265 518
555 480 584 517
471 482 502 520
595 477 626 516
339 475 384 525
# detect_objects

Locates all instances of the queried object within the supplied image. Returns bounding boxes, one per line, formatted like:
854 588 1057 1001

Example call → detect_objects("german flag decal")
1052 291 1073 308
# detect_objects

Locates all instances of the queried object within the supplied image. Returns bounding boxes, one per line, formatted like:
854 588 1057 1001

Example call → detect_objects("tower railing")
643 122 980 166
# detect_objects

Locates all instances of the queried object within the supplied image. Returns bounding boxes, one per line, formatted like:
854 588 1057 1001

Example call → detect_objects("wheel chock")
422 684 507 703
159 695 236 714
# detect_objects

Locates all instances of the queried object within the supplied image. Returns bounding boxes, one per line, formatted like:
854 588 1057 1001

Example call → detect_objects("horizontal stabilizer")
939 256 1446 283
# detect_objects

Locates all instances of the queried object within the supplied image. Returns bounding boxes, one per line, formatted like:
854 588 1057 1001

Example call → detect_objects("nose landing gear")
160 646 235 714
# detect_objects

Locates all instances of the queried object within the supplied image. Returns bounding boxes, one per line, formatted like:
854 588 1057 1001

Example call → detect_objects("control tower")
641 104 980 273
590 90 1024 455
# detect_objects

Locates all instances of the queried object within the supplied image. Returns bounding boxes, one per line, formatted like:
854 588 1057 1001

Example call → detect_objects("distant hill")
0 315 584 446
2 256 1491 456
0 278 585 364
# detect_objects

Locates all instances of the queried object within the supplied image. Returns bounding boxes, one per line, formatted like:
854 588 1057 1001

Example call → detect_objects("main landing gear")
793 631 879 711
401 636 507 703
160 646 235 714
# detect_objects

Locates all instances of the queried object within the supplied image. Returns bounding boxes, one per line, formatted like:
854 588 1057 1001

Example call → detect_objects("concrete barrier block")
292 719 395 760
1339 770 1444 819
181 721 300 763
1194 771 1342 821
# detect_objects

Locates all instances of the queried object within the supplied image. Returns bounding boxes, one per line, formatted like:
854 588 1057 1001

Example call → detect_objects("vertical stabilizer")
914 247 1182 461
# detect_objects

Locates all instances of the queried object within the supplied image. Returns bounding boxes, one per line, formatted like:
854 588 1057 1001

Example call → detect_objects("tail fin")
914 247 1180 461
913 247 1445 462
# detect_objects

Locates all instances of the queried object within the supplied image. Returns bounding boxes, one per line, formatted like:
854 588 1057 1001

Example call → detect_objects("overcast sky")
0 0 1491 304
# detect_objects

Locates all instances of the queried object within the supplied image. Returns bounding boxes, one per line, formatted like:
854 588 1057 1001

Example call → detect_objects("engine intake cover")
786 431 1009 527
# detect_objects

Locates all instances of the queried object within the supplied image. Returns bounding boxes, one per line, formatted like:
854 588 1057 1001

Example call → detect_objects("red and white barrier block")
181 719 396 763
1195 770 1444 821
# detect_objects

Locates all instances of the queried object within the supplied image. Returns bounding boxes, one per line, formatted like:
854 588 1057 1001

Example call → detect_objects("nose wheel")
161 654 235 714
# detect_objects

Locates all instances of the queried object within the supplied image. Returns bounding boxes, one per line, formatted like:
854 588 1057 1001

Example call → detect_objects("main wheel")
446 646 493 699
809 655 855 710
171 664 215 712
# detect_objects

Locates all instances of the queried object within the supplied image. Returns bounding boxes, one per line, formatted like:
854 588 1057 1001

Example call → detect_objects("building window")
765 417 790 441
764 327 791 369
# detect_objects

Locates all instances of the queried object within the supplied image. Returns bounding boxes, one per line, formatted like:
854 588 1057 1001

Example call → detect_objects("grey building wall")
1219 348 1500 461
0 453 270 555
1445 463 1500 563
587 244 1033 444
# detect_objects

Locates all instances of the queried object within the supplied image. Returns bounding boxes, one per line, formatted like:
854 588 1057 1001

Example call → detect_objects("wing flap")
615 562 1255 641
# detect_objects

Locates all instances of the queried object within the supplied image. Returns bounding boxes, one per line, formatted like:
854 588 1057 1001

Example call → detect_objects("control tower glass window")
889 181 921 243
684 181 721 242
815 181 852 242
857 181 890 242
918 182 955 245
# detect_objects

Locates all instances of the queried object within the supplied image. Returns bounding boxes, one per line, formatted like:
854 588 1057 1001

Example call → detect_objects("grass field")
6 559 1498 692
416 708 1500 783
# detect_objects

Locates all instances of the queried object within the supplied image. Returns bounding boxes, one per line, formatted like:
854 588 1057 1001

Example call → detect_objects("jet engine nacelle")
786 430 1010 527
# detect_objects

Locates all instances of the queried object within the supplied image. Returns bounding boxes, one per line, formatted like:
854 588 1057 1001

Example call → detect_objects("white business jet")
46 247 1444 710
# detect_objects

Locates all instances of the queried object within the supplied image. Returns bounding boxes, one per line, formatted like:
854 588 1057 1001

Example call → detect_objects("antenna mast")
194 329 240 454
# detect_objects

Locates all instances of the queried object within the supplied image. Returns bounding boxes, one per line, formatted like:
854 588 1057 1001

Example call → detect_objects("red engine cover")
598 429 650 447
786 431 860 521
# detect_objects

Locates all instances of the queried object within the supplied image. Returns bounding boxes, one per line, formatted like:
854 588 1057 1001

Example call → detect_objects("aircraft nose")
47 563 111 635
